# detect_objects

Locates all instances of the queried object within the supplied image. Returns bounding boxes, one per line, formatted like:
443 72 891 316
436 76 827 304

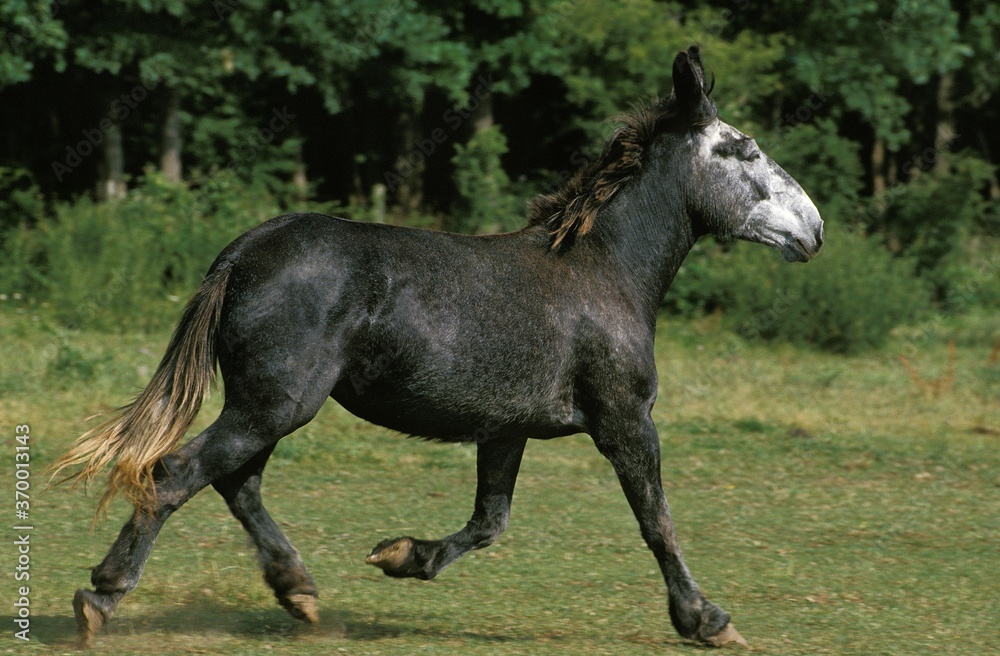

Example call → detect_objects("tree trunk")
871 136 886 196
160 86 183 183
392 108 424 212
933 71 955 174
97 115 126 200
472 86 494 134
292 159 308 202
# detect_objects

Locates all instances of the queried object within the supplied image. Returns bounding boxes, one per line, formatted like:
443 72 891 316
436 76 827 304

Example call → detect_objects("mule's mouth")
742 204 823 263
742 226 823 263
782 235 820 262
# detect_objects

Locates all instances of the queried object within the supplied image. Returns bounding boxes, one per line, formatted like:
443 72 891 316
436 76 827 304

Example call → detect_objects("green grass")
0 308 997 655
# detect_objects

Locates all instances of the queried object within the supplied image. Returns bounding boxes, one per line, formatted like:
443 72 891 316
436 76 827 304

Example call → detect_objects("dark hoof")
73 589 111 647
703 622 748 648
279 592 319 623
365 537 416 576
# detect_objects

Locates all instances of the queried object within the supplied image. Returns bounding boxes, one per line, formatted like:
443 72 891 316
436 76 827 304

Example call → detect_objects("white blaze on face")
695 120 824 262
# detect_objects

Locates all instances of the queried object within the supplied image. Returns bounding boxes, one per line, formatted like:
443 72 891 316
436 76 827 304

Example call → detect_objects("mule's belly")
331 365 585 441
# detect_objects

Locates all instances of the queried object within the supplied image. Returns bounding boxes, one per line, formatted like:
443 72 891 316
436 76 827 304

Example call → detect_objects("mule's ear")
672 45 716 124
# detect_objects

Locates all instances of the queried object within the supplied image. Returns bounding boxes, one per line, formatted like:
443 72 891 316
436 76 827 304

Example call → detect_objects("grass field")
0 308 997 655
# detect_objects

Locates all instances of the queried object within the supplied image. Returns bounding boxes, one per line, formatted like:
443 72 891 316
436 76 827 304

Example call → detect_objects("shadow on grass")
20 595 552 650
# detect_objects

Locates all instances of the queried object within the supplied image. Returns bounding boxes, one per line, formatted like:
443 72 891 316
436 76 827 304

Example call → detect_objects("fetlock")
264 561 319 622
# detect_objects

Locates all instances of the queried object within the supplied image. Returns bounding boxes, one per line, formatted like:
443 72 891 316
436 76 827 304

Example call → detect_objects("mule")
51 46 823 648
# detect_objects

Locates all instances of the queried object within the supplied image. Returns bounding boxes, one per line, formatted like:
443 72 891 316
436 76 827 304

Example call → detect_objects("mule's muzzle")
787 225 823 262
781 209 824 262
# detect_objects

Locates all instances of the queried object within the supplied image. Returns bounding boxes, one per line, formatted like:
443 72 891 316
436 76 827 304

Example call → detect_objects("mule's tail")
47 263 233 519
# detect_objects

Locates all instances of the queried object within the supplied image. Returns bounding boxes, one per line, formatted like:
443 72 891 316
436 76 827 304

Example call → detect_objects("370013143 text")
13 424 32 641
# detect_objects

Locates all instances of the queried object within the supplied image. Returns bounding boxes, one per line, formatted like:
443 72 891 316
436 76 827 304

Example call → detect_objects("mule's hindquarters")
74 405 324 643
69 214 364 643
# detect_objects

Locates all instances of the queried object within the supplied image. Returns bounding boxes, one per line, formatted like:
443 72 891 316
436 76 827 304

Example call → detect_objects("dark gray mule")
53 46 822 648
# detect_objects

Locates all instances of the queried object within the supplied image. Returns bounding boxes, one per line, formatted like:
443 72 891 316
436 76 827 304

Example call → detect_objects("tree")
0 0 68 88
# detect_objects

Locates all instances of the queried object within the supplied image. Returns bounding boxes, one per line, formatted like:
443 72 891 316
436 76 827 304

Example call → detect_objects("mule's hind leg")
212 446 318 623
592 414 746 647
366 436 527 580
73 429 216 645
73 407 309 644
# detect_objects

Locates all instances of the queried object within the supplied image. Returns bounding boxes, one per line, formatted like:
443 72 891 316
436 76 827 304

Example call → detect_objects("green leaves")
0 0 68 87
0 0 996 280
540 0 785 140
451 124 517 233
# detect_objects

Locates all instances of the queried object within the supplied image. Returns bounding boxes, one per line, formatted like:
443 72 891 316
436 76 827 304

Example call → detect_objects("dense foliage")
1 0 997 350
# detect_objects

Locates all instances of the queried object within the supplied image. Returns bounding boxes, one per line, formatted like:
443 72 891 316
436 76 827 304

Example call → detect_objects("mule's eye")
741 139 761 162
714 137 760 161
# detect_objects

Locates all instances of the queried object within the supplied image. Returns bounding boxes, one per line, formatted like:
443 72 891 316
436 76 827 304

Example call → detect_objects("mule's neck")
578 146 698 326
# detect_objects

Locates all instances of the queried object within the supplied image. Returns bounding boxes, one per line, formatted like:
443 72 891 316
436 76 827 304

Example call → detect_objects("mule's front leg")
594 416 747 647
366 436 527 580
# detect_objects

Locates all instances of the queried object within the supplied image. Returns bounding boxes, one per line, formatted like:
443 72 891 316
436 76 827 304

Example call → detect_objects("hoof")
704 622 748 648
280 593 319 623
73 589 110 647
365 537 415 574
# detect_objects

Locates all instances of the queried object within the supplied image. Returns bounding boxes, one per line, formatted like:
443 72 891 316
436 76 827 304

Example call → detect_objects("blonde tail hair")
47 264 232 519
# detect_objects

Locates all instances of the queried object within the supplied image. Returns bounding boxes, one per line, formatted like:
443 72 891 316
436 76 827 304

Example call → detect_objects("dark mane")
528 67 716 250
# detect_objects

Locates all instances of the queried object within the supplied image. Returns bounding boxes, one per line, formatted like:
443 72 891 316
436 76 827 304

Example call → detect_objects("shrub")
875 154 994 305
710 223 930 353
0 168 46 298
0 167 43 233
1 173 281 331
450 125 518 233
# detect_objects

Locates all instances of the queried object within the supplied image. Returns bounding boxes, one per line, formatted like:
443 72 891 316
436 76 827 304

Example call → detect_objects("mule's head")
671 47 824 262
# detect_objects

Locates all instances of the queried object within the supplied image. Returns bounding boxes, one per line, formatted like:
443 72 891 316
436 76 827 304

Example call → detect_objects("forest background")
0 0 998 349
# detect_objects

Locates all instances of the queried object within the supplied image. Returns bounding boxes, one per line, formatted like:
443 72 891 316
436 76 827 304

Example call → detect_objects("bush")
1 173 282 331
875 154 994 305
706 223 930 353
450 125 519 233
0 167 43 233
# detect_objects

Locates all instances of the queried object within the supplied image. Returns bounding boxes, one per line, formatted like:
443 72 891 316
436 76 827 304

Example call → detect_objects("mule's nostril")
815 224 824 249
